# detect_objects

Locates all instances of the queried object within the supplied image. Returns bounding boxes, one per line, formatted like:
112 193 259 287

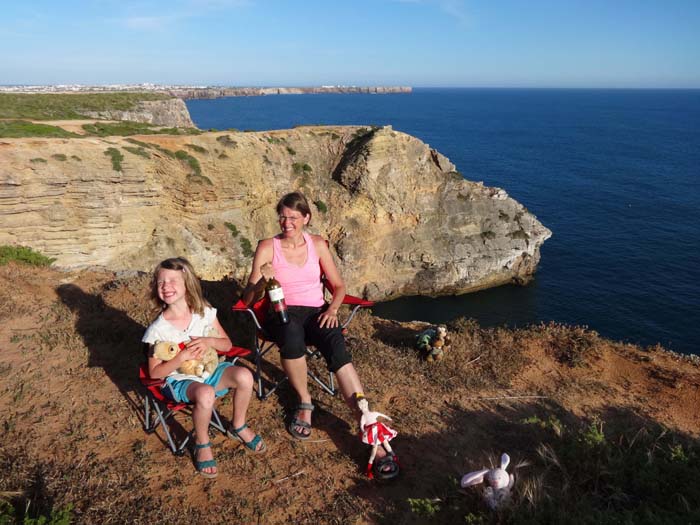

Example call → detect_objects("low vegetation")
82 121 200 137
0 245 55 266
185 143 207 153
174 149 207 182
0 120 79 138
122 146 151 159
104 147 124 171
0 92 169 120
314 199 328 213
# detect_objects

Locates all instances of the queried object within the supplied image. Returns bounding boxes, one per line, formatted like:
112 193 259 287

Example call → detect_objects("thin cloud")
118 0 250 30
391 0 470 26
123 15 176 30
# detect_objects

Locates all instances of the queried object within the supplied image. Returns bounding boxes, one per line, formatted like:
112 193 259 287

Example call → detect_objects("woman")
243 192 398 478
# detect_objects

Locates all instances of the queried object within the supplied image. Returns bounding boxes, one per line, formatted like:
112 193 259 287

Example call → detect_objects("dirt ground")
0 262 698 524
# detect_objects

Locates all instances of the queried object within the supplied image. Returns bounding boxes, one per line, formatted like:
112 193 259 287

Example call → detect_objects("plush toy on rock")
415 325 451 362
461 453 515 510
153 330 221 379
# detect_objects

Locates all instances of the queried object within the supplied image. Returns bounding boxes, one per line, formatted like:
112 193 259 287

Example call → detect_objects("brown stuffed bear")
152 331 220 379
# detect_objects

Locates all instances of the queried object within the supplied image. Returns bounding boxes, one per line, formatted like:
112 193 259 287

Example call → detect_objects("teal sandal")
193 441 218 479
288 402 314 440
228 423 267 453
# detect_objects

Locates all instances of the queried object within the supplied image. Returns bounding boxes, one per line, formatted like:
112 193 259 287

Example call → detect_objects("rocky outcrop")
167 86 412 100
0 126 550 299
81 98 194 127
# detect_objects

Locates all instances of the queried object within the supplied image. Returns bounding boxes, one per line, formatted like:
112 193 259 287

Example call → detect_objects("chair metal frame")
233 266 374 400
139 345 251 455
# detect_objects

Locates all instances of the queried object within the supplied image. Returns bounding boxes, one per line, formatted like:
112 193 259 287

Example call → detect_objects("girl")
143 257 265 479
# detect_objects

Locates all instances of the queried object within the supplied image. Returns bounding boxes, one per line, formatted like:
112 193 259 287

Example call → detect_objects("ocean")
186 88 700 355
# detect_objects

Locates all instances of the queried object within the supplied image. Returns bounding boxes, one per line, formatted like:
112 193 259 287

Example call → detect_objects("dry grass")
1 263 699 524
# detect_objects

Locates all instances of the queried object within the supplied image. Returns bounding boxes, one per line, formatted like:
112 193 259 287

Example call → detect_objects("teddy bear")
152 328 221 379
461 453 515 510
415 325 451 362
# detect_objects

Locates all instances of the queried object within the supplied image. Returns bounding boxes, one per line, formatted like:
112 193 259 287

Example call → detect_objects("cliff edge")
0 126 550 299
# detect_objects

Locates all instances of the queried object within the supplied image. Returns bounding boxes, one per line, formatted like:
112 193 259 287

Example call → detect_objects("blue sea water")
186 89 700 354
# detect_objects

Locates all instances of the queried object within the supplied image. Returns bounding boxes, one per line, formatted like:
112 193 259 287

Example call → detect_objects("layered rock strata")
81 98 194 127
0 126 550 299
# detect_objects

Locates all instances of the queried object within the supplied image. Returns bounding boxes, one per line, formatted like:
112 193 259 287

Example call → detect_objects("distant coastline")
0 84 412 99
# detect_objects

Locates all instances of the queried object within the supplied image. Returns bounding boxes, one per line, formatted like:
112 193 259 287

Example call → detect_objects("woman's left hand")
318 309 339 329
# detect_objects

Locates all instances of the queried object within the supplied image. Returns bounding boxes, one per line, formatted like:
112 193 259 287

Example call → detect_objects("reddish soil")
0 263 698 523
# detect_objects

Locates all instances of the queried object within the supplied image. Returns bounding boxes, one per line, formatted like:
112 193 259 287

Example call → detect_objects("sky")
1 0 699 88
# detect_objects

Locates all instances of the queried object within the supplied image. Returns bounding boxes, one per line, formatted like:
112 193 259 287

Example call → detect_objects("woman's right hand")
260 262 274 281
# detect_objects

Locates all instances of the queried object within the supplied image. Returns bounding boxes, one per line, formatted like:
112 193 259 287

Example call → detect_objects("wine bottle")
266 277 289 324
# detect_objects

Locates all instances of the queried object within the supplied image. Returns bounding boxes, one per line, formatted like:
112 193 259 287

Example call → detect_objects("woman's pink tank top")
271 232 325 307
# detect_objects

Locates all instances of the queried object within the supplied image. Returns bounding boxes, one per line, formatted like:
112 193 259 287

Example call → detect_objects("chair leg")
150 399 181 455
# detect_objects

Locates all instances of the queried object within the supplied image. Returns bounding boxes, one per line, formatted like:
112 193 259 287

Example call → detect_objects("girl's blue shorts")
161 362 235 403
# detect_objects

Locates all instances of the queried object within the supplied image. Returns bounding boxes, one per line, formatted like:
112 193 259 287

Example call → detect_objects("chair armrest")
218 346 252 359
232 299 265 331
340 294 374 329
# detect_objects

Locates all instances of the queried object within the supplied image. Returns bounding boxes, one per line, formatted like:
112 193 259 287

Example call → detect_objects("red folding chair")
139 345 251 455
233 263 374 400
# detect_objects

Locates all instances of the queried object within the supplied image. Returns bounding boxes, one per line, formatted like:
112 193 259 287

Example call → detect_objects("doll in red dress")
357 397 399 479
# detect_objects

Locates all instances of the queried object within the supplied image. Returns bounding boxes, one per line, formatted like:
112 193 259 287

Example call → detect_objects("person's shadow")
56 282 148 415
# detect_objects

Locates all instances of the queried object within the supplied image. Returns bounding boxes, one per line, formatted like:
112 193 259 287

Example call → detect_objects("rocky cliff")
80 98 194 127
167 86 412 99
0 126 550 299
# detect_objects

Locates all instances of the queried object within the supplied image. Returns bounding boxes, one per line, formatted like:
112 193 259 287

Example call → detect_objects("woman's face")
278 206 309 237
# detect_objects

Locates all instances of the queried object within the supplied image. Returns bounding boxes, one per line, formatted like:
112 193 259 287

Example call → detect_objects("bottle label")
273 301 287 313
268 287 285 302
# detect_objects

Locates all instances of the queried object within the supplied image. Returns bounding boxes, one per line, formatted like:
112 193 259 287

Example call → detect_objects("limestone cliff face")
81 98 194 127
0 126 550 299
168 86 412 99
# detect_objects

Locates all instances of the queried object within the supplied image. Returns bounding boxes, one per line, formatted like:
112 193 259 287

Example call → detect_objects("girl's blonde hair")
149 257 209 317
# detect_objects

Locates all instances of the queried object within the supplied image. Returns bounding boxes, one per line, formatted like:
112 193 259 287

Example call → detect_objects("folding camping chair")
232 264 374 400
139 345 251 455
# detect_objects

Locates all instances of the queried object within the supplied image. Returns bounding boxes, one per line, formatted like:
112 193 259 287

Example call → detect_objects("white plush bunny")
461 453 515 510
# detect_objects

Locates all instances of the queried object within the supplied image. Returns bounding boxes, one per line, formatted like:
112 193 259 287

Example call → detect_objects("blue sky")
1 0 699 87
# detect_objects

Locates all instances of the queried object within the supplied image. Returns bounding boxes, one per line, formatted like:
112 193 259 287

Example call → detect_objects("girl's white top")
142 306 217 382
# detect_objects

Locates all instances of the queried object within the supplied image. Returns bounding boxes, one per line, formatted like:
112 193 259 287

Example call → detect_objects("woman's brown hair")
276 191 312 224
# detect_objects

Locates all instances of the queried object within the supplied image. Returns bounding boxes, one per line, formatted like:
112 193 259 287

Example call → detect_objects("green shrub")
0 92 169 120
216 135 237 148
224 222 239 237
0 500 73 525
124 138 154 149
314 200 328 213
123 146 151 158
175 150 202 177
240 237 254 258
70 155 82 161
207 224 215 231
0 120 79 138
0 245 55 266
104 147 124 171
186 174 212 185
292 162 312 175
83 121 201 137
185 143 207 153
407 498 440 517
286 146 296 155
50 154 67 161
30 157 47 164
